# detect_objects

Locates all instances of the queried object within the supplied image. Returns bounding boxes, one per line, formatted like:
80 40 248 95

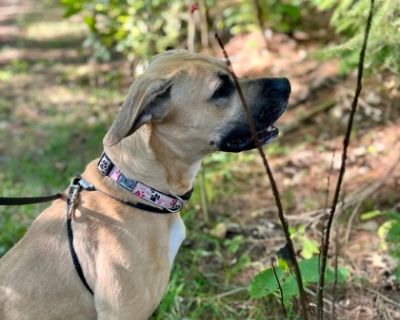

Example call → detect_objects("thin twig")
344 199 362 243
271 258 287 317
316 1 375 319
332 229 340 320
304 287 333 306
216 287 247 299
214 32 309 320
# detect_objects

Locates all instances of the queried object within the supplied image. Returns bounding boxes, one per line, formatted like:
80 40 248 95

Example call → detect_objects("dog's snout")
255 77 290 124
275 77 290 96
263 77 291 96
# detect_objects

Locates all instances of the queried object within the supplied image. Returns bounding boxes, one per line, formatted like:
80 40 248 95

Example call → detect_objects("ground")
0 1 399 319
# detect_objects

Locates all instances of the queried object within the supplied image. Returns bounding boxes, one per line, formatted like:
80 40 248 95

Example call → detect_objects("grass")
151 208 283 320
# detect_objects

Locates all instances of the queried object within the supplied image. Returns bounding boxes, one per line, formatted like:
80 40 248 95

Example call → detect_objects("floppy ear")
103 77 173 146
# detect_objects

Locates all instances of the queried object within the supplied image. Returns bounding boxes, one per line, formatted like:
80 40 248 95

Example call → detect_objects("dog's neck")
103 125 202 197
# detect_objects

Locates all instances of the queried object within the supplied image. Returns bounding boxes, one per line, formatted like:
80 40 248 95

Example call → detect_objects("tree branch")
316 1 375 318
214 32 309 320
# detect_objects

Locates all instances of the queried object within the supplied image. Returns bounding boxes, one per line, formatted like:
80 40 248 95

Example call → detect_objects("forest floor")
0 1 399 319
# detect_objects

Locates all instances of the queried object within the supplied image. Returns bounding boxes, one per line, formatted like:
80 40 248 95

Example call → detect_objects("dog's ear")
103 77 173 146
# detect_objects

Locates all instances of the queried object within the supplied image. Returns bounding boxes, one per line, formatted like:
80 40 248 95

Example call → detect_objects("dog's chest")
168 215 186 266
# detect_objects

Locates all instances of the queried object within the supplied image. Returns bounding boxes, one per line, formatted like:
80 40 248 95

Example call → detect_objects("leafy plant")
61 0 187 64
61 0 305 70
312 0 400 74
290 225 320 259
249 256 349 307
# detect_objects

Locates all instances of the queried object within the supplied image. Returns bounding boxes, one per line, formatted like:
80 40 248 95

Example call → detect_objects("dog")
0 50 290 319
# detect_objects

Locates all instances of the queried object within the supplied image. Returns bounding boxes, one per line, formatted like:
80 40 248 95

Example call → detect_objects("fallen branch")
214 32 309 320
316 1 375 318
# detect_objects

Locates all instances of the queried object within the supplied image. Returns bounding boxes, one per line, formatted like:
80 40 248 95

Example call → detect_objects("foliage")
311 0 400 74
61 0 187 62
60 0 304 67
219 0 302 35
290 225 320 259
249 256 349 308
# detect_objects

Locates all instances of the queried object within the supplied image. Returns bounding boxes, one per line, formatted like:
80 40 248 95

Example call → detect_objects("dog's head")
104 50 290 159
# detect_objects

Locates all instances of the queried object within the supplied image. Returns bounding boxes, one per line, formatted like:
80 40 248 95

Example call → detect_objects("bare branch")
316 1 375 318
214 32 309 320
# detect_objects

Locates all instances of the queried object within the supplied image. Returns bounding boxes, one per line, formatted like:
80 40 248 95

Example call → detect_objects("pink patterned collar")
97 153 191 213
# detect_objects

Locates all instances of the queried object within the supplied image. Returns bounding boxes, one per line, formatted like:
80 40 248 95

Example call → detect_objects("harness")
0 152 192 295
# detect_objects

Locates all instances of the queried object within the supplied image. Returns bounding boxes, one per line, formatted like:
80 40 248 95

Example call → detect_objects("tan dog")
0 50 290 319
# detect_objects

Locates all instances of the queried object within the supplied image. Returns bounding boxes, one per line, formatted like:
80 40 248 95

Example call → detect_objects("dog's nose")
266 77 291 97
273 77 291 96
256 77 290 124
258 77 291 97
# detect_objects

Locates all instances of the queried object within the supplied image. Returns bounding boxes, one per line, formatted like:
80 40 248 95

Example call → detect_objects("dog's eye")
210 74 234 101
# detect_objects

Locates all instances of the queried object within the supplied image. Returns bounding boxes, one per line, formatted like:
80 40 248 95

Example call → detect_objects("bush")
61 0 187 63
61 0 304 69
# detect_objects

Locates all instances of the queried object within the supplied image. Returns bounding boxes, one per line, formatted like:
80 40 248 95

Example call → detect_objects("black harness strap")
67 218 94 295
66 215 94 295
66 177 94 295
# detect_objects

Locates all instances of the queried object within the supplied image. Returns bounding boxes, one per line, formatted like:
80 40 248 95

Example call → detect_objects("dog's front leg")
92 251 169 320
94 287 162 320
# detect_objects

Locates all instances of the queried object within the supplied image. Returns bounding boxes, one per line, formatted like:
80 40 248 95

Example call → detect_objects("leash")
0 193 64 205
0 177 95 295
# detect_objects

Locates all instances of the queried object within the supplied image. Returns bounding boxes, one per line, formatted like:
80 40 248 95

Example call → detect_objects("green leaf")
302 238 320 259
382 210 400 220
299 256 320 284
280 275 299 304
325 266 349 284
249 266 284 298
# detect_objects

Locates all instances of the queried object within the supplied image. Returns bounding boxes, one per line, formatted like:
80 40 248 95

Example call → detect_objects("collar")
97 152 192 213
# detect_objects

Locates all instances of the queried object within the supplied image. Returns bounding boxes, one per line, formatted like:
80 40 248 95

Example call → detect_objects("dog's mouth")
221 124 279 153
217 77 290 153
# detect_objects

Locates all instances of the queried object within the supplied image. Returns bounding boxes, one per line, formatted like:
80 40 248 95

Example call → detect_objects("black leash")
0 193 63 205
0 178 95 295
